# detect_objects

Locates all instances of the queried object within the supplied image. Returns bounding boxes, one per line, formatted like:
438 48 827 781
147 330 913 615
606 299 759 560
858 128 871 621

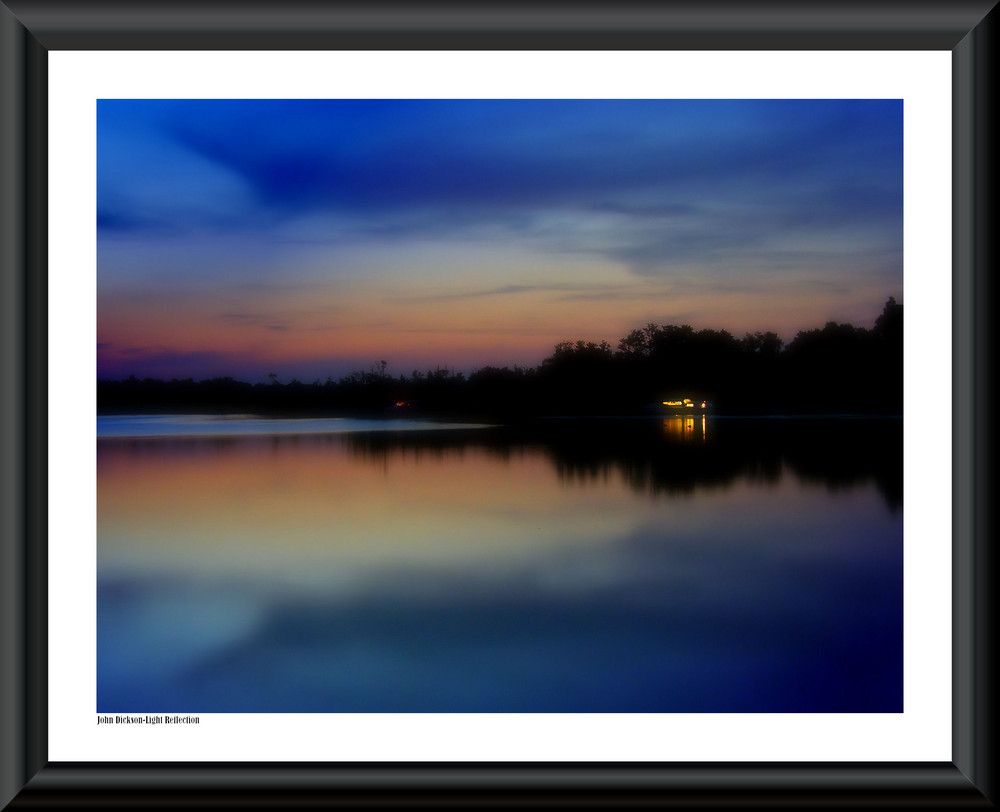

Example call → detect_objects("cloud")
98 101 902 264
98 346 263 379
220 312 262 322
386 283 573 304
219 312 290 332
391 326 569 337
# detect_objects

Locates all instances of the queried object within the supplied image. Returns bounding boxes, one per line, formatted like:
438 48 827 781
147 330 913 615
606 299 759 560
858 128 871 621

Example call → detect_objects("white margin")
48 50 951 762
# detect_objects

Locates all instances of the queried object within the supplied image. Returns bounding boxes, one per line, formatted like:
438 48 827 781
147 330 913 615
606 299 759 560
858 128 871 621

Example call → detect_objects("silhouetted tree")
98 299 902 418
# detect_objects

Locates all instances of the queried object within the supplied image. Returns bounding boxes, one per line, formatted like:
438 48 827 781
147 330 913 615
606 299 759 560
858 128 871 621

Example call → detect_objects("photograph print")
97 99 903 713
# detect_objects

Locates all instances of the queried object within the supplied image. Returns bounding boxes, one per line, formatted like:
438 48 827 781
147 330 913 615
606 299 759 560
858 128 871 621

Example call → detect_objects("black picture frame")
1 2 995 807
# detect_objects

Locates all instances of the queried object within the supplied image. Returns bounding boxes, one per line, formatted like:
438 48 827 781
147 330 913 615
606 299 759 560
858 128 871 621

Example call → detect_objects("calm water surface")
97 415 902 712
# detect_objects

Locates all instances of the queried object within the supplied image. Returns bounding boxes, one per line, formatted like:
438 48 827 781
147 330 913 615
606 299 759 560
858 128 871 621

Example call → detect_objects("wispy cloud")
386 283 583 304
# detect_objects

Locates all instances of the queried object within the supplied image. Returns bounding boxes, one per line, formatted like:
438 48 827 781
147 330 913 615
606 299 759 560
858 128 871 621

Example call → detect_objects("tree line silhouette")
98 297 902 417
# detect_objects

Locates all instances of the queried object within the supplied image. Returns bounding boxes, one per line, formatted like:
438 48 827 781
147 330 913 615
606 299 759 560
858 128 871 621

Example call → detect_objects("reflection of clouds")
97 496 902 713
97 420 901 587
98 581 264 679
97 420 903 711
98 430 657 586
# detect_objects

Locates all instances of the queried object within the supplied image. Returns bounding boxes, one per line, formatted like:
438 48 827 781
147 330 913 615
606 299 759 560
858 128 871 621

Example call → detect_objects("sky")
97 99 902 382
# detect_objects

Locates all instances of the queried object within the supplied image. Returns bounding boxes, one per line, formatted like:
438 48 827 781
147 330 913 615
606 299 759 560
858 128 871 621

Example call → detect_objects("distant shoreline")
97 409 903 422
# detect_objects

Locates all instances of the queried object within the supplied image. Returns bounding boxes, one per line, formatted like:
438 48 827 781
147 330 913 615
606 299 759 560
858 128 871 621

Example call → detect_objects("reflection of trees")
343 418 903 512
98 417 901 512
99 418 902 512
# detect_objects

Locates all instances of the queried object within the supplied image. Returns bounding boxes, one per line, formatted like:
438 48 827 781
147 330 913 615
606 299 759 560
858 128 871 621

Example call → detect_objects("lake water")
97 415 902 712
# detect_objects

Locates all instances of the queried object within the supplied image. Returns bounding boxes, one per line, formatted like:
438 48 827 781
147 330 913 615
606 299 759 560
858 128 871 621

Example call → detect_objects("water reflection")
97 417 902 713
662 415 705 442
341 417 902 510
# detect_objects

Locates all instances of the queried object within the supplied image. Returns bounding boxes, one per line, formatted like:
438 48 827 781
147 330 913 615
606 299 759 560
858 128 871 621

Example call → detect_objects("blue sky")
97 99 902 381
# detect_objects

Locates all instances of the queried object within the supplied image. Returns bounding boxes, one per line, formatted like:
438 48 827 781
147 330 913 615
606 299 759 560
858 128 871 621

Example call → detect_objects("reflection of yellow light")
663 415 708 442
